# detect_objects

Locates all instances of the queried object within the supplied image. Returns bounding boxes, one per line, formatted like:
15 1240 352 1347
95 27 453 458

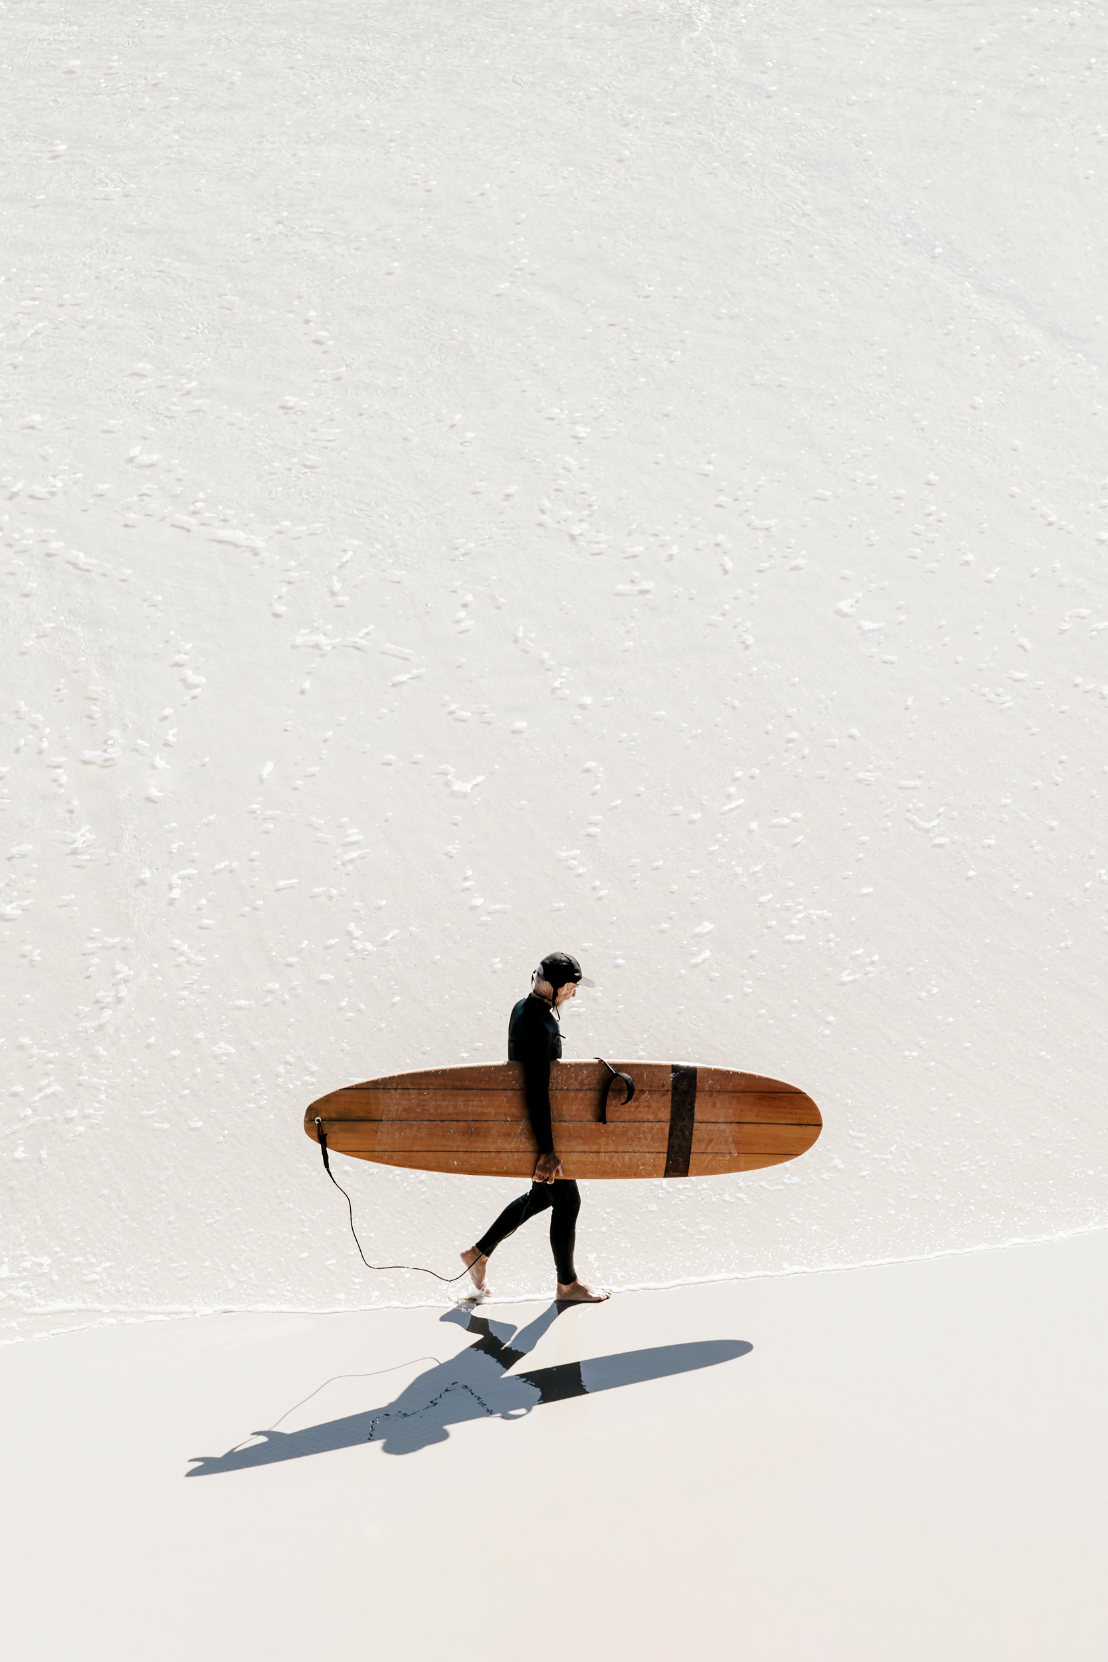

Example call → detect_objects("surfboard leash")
313 1116 540 1286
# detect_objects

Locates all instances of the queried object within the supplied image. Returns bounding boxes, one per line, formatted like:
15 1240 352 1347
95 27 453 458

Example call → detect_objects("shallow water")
3 0 1106 1344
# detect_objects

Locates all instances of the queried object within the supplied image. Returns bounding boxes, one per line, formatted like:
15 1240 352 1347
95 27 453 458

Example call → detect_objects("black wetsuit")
474 993 580 1285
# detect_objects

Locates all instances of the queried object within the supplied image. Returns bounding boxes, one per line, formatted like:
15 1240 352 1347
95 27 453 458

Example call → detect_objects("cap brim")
576 976 596 987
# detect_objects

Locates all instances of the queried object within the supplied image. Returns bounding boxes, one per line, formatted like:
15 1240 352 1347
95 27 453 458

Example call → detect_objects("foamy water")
3 0 1106 1344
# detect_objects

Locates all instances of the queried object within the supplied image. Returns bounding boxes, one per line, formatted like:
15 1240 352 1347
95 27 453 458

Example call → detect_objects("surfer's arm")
522 1048 556 1155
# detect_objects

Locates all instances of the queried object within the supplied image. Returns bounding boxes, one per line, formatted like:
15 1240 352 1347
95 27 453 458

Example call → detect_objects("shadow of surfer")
184 1308 752 1473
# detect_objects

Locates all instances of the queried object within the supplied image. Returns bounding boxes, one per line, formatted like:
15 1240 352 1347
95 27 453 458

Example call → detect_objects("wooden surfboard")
305 1060 822 1181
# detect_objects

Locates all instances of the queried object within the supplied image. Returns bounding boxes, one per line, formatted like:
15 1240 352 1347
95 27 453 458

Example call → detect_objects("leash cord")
314 1117 538 1286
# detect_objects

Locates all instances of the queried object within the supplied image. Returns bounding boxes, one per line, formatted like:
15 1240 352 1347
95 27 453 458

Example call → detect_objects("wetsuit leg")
474 1179 580 1283
547 1179 580 1285
475 1183 553 1260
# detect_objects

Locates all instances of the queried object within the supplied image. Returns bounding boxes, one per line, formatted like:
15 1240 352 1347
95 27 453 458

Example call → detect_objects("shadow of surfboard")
185 1311 752 1472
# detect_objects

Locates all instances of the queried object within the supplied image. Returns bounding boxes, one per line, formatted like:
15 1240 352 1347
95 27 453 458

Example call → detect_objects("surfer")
461 952 610 1303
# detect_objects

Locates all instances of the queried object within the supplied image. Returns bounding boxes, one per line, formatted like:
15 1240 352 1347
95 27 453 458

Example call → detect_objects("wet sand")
5 1231 1107 1660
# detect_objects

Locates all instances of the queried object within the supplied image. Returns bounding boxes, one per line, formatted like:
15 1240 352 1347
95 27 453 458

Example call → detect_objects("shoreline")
8 1216 1108 1348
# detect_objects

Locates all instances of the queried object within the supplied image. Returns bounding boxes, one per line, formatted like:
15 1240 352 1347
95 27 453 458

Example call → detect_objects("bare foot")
460 1246 488 1293
555 1279 610 1303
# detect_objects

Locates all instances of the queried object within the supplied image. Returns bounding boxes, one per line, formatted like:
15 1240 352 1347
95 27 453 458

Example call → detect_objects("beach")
2 1 1106 1652
6 1231 1108 1659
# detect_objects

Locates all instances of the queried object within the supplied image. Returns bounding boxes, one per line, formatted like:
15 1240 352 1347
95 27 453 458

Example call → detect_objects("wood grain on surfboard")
304 1061 822 1180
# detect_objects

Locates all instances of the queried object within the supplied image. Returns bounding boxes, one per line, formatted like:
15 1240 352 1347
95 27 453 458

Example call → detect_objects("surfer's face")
554 981 577 1008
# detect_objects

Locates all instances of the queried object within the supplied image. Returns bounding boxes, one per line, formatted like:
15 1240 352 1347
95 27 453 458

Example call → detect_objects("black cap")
537 951 595 989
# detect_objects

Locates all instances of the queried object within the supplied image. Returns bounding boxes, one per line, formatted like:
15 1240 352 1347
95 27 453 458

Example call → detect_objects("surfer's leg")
463 1184 552 1288
549 1180 610 1303
547 1179 581 1284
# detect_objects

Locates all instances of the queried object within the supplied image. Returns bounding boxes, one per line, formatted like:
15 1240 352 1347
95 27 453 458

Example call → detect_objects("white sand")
2 0 1106 1647
5 1231 1108 1660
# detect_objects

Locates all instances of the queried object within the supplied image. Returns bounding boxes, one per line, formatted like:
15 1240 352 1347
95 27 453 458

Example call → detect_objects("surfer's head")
532 951 595 1010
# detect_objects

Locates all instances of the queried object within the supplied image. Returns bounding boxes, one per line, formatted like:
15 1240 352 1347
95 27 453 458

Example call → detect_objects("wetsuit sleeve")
516 1027 555 1155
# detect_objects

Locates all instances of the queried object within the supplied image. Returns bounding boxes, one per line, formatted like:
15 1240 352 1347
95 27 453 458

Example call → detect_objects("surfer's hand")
533 1152 563 1184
